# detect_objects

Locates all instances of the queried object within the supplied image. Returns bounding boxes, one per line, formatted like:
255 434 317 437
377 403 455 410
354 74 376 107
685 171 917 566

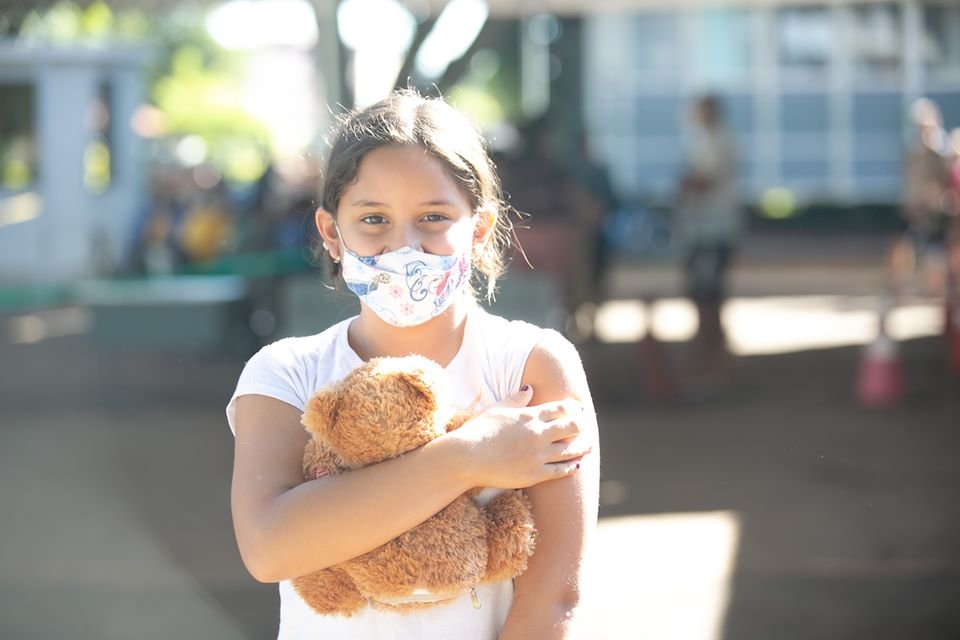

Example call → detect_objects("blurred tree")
6 0 271 184
150 38 269 182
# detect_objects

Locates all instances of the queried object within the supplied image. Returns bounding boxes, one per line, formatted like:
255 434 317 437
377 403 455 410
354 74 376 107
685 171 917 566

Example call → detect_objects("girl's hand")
449 385 593 489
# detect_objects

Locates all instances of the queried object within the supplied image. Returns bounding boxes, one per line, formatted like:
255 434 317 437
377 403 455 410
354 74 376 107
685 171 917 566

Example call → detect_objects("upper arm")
511 331 599 608
231 394 311 573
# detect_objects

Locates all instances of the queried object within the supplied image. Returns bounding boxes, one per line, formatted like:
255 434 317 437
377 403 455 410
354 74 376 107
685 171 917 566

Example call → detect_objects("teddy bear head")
301 355 456 469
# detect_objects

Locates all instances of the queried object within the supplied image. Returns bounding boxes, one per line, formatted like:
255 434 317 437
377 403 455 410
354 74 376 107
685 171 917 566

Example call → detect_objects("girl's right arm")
231 389 587 583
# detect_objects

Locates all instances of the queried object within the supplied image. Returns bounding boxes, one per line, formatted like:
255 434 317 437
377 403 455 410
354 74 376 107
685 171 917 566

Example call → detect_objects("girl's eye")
421 213 449 223
360 214 387 225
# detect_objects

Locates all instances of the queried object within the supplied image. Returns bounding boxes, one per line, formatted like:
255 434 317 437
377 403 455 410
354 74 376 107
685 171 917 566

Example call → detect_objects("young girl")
227 90 599 640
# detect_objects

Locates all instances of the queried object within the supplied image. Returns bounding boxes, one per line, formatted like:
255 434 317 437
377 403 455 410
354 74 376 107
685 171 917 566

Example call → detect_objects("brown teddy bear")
291 355 536 616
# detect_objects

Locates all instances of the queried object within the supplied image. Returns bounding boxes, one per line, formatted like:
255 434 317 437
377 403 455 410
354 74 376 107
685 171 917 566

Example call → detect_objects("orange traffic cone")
856 297 905 408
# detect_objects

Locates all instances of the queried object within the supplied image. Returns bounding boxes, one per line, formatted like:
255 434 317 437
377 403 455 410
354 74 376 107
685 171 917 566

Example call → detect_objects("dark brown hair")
318 89 513 301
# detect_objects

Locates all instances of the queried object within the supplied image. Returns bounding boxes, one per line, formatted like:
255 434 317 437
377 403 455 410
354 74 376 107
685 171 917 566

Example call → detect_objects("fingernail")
520 384 530 392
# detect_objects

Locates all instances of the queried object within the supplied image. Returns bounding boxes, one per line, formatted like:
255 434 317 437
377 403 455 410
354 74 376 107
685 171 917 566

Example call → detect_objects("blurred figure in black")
676 95 743 373
889 97 952 296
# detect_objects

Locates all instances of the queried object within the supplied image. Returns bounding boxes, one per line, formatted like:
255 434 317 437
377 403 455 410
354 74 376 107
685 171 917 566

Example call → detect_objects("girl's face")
317 145 488 260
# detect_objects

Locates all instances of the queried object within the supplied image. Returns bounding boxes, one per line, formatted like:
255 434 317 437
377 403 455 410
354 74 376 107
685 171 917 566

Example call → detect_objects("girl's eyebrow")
349 199 457 207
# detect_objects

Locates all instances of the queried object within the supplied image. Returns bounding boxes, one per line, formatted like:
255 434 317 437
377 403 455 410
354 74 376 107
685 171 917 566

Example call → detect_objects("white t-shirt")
681 126 743 245
226 305 548 640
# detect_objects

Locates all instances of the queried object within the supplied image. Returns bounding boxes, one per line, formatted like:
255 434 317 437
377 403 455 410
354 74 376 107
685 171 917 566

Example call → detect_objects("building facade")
581 1 960 209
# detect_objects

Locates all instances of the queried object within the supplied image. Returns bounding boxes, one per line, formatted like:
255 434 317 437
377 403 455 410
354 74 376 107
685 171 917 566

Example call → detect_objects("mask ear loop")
329 220 352 263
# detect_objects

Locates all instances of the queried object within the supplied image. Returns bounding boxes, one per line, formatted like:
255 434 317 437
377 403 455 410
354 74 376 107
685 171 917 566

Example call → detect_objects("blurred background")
1 0 959 638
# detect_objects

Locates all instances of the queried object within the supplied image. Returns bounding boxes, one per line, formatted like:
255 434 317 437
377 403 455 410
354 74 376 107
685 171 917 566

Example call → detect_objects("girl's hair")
318 89 513 301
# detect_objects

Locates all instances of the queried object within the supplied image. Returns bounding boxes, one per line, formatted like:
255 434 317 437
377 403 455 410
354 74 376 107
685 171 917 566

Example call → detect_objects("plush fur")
292 355 536 617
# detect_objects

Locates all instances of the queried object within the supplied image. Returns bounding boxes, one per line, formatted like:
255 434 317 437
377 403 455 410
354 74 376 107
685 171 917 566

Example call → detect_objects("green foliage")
151 44 269 182
13 1 271 184
16 1 124 43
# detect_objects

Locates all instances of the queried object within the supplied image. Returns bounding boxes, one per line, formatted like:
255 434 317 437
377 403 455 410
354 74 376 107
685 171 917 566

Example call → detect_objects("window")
697 9 752 86
923 4 960 81
851 3 902 83
84 81 113 194
852 91 902 195
780 93 829 134
777 6 831 82
780 93 829 184
0 83 37 191
632 13 680 81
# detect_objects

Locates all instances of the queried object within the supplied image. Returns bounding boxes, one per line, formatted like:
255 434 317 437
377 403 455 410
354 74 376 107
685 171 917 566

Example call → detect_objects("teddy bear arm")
444 410 475 433
290 566 367 617
482 490 537 584
344 495 489 601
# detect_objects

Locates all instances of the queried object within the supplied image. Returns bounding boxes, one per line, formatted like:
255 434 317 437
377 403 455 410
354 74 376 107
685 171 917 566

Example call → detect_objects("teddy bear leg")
483 490 537 583
291 567 367 617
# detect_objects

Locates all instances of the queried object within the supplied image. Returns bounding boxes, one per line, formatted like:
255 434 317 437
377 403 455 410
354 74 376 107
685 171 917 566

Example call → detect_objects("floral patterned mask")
337 233 472 327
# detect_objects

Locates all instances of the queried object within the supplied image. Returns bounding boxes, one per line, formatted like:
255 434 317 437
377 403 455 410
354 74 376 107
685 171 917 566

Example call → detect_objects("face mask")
337 232 473 327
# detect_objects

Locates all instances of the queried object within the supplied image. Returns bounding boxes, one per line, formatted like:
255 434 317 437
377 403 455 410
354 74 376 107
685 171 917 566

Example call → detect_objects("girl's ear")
315 208 341 262
473 205 497 255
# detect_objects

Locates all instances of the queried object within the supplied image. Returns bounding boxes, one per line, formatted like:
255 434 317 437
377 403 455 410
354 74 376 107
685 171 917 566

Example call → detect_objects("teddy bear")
291 354 537 617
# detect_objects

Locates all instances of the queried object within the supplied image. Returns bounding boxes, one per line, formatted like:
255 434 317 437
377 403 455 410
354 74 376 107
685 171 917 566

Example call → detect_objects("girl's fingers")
546 440 592 464
542 418 582 442
535 400 582 422
545 458 583 479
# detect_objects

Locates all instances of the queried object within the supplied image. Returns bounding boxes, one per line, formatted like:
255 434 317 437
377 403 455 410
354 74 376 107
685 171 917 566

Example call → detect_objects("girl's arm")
499 331 600 640
231 386 588 583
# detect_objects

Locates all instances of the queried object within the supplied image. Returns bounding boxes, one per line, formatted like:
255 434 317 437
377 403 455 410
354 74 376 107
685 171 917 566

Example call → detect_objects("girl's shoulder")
468 307 579 398
471 306 550 351
249 319 351 371
227 318 357 434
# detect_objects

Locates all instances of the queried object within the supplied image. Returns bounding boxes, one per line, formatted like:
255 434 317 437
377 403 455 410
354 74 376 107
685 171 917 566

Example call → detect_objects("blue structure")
0 41 148 283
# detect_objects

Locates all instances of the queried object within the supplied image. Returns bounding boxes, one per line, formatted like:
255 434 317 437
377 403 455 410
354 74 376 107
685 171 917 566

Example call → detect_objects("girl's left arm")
499 331 600 640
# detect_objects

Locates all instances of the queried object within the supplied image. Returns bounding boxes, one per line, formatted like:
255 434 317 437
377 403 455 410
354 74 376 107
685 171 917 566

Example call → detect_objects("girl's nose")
396 226 423 252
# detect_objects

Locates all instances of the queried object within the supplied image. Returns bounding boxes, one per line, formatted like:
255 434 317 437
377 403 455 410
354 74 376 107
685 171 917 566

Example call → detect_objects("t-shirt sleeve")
492 318 548 402
225 340 311 435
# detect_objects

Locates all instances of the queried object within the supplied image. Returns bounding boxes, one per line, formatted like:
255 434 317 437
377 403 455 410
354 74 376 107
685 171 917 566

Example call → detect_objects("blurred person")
176 162 235 264
496 120 569 319
239 158 317 254
126 163 189 275
676 94 744 373
227 90 598 640
890 97 952 296
499 118 613 339
945 129 960 311
567 133 621 331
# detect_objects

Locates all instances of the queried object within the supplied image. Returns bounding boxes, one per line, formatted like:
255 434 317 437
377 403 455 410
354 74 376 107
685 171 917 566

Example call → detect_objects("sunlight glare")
584 511 741 640
338 0 416 107
414 0 489 80
0 191 42 229
594 295 943 355
206 0 319 50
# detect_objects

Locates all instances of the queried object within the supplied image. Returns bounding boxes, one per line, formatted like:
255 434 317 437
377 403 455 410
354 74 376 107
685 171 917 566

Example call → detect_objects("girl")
227 90 599 639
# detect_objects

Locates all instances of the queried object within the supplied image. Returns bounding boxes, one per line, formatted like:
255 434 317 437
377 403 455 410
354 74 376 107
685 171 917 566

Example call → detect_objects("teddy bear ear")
394 368 439 407
302 388 336 439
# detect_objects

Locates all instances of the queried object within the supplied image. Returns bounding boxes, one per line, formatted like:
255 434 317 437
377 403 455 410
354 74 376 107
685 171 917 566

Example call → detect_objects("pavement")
1 232 959 640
